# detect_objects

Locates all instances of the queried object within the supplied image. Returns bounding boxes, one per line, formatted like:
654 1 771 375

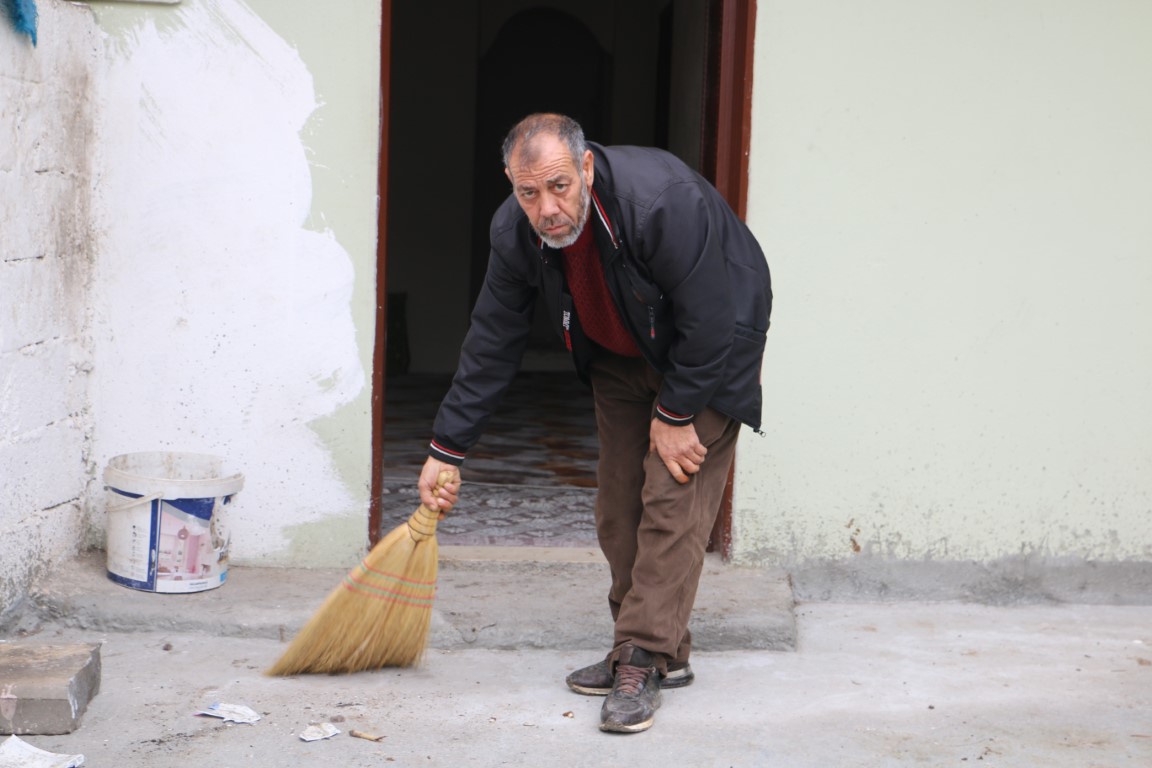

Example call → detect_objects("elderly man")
419 113 772 734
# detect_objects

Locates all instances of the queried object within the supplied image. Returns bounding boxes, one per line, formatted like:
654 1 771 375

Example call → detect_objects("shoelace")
614 664 650 697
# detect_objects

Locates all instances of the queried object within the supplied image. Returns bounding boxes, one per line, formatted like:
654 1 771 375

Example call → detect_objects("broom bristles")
266 501 442 676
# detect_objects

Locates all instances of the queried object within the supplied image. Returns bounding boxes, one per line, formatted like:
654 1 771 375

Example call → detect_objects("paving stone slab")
0 644 101 735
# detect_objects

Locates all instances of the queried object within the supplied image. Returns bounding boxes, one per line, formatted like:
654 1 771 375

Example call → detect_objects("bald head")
502 113 587 171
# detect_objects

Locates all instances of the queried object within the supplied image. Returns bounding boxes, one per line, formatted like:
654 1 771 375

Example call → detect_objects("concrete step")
22 548 796 654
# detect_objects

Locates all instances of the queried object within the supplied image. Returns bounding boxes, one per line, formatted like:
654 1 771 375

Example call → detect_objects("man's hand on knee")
649 420 707 484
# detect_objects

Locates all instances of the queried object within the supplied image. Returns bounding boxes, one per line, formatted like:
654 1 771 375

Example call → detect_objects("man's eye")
553 183 568 192
519 189 536 199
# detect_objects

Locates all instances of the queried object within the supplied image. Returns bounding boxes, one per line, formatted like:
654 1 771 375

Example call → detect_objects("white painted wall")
85 0 380 567
739 1 1152 594
0 1 101 616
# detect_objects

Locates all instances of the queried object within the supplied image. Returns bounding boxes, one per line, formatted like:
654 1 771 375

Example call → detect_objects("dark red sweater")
561 221 641 357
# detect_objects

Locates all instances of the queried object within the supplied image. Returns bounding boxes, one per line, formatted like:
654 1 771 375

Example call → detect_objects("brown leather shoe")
599 645 663 733
567 657 694 696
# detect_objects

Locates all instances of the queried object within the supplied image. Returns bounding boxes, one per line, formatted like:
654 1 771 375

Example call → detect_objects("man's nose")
538 191 560 217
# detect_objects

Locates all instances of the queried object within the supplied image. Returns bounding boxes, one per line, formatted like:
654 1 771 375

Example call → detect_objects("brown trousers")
589 353 741 674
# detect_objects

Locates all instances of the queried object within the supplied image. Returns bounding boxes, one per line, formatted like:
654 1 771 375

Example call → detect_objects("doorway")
373 0 756 552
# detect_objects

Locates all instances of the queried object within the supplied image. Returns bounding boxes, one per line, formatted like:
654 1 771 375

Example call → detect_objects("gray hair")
501 113 587 170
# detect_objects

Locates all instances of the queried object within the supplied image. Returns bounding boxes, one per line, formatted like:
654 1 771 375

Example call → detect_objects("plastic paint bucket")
104 452 244 593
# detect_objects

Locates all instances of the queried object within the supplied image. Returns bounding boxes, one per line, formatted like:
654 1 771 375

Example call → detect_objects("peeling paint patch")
89 0 365 563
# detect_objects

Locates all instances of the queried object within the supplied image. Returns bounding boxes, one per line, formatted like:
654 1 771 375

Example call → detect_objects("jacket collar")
588 187 620 252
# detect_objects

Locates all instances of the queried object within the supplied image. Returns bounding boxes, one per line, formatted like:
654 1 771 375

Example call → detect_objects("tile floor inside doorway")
381 370 601 547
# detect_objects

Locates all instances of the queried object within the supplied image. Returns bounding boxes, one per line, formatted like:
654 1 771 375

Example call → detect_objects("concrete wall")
5 0 1149 608
739 0 1152 600
2 0 380 606
81 0 381 568
0 2 101 617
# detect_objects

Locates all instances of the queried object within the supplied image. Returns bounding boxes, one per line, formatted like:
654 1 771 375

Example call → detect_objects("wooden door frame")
369 0 392 546
370 0 758 551
703 0 757 219
703 0 757 559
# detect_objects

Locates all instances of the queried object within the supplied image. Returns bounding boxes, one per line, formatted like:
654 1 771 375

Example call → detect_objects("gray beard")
537 184 591 249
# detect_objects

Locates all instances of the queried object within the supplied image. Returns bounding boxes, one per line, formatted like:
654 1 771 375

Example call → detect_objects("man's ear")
504 167 513 185
582 150 594 188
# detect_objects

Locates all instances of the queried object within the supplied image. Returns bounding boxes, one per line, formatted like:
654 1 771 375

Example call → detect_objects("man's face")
505 134 594 249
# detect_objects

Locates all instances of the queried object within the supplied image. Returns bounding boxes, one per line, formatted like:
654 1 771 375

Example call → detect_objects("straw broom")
266 470 456 675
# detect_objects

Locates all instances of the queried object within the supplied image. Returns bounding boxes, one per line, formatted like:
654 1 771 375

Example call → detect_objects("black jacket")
429 143 772 464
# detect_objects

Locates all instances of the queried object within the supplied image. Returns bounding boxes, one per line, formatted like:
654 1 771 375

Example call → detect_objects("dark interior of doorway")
378 0 755 550
382 4 687 549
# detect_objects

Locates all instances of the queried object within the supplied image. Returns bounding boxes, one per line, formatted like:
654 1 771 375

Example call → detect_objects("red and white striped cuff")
429 440 466 466
655 404 694 426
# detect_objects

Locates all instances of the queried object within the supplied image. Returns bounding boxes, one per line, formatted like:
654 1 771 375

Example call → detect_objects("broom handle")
408 470 457 542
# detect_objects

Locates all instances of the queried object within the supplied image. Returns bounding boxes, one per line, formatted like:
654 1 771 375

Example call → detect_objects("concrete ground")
3 549 1151 767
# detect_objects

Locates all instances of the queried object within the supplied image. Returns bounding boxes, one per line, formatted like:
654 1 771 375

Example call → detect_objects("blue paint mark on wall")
3 0 37 46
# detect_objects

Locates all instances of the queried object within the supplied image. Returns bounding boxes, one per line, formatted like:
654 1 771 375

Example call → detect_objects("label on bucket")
106 489 232 594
